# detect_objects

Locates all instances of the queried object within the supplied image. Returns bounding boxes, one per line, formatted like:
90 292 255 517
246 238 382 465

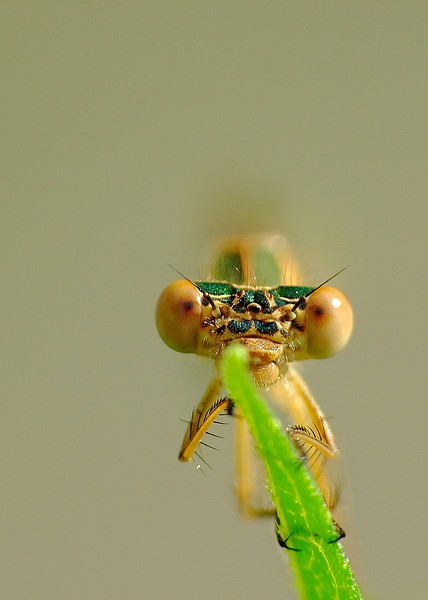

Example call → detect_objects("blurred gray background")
2 3 427 599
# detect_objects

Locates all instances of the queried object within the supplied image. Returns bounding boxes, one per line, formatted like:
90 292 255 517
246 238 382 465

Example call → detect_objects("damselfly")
155 233 353 518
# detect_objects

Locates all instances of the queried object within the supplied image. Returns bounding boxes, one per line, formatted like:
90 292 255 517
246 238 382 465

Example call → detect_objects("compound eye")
155 280 202 353
305 286 353 359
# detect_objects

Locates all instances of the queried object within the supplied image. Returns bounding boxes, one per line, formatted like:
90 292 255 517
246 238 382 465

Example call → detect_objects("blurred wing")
211 232 303 287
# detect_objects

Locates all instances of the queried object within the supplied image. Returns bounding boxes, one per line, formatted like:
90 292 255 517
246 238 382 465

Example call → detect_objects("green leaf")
220 344 364 600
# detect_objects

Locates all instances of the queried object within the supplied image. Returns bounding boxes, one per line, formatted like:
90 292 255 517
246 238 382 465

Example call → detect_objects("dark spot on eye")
312 306 324 317
182 301 194 313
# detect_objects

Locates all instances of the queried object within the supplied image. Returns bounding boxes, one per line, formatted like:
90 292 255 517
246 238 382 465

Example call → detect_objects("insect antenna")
168 264 216 309
291 266 348 312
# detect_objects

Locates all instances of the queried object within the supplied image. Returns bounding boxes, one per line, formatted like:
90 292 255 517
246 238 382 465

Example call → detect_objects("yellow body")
156 233 353 516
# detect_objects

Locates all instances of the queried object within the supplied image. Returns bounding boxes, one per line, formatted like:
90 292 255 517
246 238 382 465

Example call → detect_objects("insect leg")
179 376 231 461
234 410 276 518
270 366 338 509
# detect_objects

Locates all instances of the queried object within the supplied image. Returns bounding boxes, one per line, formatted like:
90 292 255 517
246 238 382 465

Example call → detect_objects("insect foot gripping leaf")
220 345 364 600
